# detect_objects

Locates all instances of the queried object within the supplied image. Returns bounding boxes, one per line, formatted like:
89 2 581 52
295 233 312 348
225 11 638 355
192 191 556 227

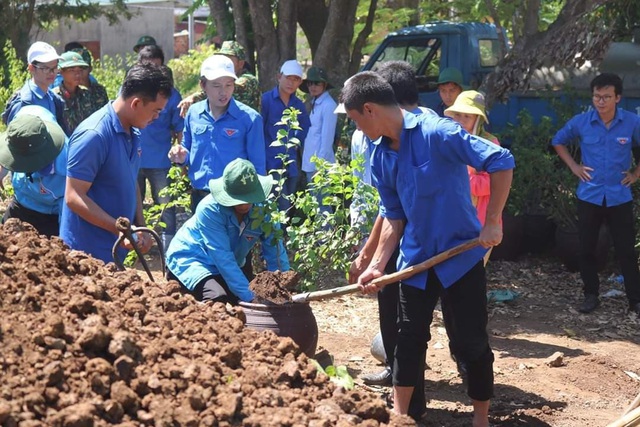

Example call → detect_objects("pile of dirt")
0 220 413 426
249 271 300 304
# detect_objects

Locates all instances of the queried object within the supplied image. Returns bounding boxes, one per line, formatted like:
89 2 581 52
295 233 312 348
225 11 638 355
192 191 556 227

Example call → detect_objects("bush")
0 40 29 131
90 53 133 100
168 44 218 97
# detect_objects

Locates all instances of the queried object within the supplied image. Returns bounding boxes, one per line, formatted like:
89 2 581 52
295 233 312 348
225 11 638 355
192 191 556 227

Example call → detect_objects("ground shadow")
490 335 586 360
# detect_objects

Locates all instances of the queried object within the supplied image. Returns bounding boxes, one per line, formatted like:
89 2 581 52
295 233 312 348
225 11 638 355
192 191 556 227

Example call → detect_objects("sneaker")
578 294 600 313
361 366 392 386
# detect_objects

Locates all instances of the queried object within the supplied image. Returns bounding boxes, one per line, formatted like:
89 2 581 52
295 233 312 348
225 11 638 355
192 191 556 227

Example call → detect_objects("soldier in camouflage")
75 48 109 116
178 41 260 116
52 51 107 133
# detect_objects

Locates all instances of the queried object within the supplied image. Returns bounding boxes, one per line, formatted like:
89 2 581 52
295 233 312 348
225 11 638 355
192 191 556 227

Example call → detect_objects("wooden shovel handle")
291 238 480 303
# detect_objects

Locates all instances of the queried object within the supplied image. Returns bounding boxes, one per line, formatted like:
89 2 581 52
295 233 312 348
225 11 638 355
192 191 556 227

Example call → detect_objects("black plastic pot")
490 213 525 261
239 301 319 357
554 224 611 272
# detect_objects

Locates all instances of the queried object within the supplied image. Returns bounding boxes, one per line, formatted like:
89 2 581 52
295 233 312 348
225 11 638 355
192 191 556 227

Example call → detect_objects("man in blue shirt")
136 45 184 250
169 54 266 211
166 159 289 304
261 59 311 213
2 41 67 134
342 72 514 427
61 64 173 264
552 73 640 317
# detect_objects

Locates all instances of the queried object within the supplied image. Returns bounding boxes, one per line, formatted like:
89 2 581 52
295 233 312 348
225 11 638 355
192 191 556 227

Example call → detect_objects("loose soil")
4 218 640 426
249 271 299 304
0 220 414 426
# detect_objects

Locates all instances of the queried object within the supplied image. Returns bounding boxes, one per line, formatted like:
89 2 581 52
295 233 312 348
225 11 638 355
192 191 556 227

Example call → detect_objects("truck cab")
363 21 505 112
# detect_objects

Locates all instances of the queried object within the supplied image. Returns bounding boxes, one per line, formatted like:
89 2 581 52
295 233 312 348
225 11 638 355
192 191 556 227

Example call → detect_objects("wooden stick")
623 390 640 416
606 405 640 427
292 238 480 303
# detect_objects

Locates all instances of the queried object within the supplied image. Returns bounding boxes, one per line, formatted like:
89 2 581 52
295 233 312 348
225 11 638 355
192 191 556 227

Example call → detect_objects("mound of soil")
0 220 412 426
249 271 299 304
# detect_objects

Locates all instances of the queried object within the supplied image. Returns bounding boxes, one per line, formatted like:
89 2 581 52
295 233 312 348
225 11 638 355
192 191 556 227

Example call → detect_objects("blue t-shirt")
166 194 290 302
371 113 515 289
261 86 310 177
60 102 142 263
140 87 184 169
182 98 266 191
552 108 640 207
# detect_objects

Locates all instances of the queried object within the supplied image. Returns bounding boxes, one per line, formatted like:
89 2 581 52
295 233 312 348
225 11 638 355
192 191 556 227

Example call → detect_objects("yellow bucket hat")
444 90 489 124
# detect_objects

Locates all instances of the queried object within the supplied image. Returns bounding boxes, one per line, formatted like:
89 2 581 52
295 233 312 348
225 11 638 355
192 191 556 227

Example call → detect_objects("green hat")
0 109 65 173
444 90 489 123
218 41 245 61
72 48 93 67
134 35 157 52
437 67 466 88
209 159 274 206
301 66 333 93
58 51 89 69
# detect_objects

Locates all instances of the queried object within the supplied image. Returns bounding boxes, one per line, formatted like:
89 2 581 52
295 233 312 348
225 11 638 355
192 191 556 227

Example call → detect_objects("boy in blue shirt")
342 72 514 427
61 64 173 264
552 73 640 317
260 59 310 213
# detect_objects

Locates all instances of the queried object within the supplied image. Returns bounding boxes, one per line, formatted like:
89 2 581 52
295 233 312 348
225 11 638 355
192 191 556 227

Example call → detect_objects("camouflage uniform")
192 41 261 111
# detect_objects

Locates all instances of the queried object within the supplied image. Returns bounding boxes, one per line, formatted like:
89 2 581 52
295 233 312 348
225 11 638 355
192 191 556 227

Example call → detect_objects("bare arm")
348 214 384 283
554 144 592 182
357 217 405 294
479 169 513 247
65 177 119 235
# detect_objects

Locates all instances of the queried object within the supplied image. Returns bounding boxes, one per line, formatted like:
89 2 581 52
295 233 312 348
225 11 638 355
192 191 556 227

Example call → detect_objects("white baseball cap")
280 60 303 77
27 42 62 64
200 55 237 81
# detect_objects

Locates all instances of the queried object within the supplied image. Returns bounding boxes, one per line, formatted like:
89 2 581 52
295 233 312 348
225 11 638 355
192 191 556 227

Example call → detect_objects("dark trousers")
2 198 59 237
377 248 425 418
395 261 494 402
577 199 640 306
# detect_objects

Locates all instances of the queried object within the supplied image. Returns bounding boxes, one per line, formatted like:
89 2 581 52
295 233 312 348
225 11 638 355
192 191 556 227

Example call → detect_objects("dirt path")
310 257 640 427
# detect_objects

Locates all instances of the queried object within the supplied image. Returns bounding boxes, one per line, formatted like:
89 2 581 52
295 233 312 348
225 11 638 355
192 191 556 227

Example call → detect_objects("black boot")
360 366 392 386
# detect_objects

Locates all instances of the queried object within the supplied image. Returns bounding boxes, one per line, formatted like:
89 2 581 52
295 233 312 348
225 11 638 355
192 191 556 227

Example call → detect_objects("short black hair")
591 73 623 96
376 61 419 106
121 63 173 102
339 71 397 113
64 41 84 52
137 45 165 65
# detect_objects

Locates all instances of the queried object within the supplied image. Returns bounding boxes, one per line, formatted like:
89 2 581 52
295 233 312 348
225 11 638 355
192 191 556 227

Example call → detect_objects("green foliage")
310 360 355 390
168 45 218 98
0 40 29 130
90 54 133 100
143 165 193 232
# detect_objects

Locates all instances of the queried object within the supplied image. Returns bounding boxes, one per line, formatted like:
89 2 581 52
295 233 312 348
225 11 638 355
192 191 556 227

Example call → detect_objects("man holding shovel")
341 72 514 427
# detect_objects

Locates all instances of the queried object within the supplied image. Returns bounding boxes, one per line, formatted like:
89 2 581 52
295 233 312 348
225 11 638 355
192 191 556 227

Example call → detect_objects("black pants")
577 199 640 306
377 248 425 419
2 198 59 237
395 261 494 402
166 270 239 305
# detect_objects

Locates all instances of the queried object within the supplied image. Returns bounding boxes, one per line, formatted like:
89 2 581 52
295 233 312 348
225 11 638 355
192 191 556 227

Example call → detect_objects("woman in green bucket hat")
165 158 290 304
445 90 501 264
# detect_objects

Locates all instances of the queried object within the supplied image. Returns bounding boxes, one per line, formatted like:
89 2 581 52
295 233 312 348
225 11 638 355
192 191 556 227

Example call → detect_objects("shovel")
291 238 480 303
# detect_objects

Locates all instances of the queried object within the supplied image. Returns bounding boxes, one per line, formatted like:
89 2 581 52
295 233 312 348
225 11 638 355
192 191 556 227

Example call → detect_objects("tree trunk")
297 0 329 57
247 0 297 91
208 0 232 41
349 0 378 78
230 0 252 68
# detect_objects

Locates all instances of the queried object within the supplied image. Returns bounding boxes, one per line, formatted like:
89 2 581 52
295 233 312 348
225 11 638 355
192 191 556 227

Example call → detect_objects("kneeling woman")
166 158 289 304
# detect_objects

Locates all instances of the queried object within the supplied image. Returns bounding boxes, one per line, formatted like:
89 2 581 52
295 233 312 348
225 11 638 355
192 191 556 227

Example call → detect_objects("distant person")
52 51 107 133
261 59 310 214
166 159 289 304
168 54 265 211
0 106 67 237
2 41 67 134
60 64 173 264
53 42 99 88
300 66 337 211
435 67 465 117
178 41 260 115
552 73 640 317
133 35 157 53
136 45 184 251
